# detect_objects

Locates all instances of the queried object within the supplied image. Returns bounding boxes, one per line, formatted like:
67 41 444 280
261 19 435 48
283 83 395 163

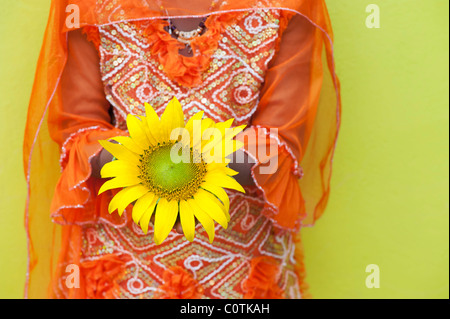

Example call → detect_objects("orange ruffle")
81 26 101 53
242 256 284 299
138 11 243 88
239 126 306 231
50 127 129 226
155 266 203 299
80 254 125 299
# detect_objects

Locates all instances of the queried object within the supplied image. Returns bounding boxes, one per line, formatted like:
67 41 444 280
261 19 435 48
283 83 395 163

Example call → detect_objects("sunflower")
98 97 245 245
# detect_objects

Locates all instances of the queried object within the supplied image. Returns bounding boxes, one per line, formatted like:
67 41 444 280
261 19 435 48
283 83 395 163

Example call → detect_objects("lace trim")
252 125 303 178
241 125 303 230
51 147 103 225
53 126 106 224
59 125 103 171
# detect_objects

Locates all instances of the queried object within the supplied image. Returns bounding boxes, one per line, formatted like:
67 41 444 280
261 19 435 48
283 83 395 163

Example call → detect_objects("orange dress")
23 0 341 299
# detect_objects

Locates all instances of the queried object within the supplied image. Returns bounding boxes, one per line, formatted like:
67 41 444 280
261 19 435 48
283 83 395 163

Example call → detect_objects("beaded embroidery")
98 9 284 128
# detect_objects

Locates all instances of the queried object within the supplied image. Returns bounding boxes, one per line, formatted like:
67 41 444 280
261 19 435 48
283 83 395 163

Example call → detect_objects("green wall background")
0 0 448 298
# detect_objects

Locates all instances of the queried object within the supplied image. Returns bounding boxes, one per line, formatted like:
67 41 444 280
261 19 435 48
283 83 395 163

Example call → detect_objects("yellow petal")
153 198 179 245
126 114 151 149
100 159 140 179
200 182 230 219
144 102 162 142
230 124 247 137
139 116 159 146
98 175 142 194
191 118 215 151
204 171 245 193
194 189 228 229
185 111 204 137
223 140 244 157
160 97 185 142
179 200 196 242
118 185 148 216
202 121 243 155
216 118 234 130
111 136 144 154
211 138 245 162
187 198 215 243
132 192 157 224
98 140 140 164
108 184 148 216
139 196 158 234
208 163 239 176
206 162 228 171
201 128 225 163
185 111 204 148
198 118 218 149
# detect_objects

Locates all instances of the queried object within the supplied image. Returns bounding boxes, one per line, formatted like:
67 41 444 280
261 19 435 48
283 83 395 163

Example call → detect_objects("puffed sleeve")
48 28 126 225
239 13 323 230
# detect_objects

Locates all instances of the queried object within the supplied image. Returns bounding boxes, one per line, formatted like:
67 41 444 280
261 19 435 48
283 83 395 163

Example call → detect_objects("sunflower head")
98 97 245 245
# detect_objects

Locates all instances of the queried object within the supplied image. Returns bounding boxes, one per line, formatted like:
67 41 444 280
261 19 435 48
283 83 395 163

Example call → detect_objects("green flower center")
138 142 206 201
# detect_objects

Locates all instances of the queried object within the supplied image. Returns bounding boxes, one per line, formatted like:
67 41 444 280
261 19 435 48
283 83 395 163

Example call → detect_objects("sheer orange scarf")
23 0 341 298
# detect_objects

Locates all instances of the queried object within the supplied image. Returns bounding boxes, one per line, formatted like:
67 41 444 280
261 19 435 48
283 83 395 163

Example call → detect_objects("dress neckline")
139 10 245 88
162 15 211 57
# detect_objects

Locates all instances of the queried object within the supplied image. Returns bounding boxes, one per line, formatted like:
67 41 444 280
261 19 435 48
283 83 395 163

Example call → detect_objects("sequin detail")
97 9 284 129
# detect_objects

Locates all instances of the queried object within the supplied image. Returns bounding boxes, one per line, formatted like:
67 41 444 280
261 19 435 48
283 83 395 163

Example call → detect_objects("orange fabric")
80 254 125 299
242 256 284 299
155 266 204 299
23 0 341 298
81 26 101 54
